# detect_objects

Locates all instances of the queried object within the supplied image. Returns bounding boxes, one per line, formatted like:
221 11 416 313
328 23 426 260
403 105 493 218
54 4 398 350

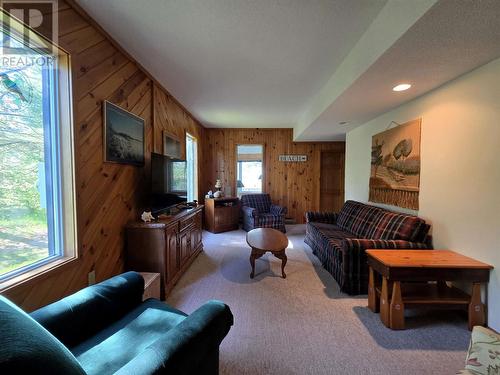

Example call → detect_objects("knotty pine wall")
2 1 204 310
153 85 205 196
203 129 345 223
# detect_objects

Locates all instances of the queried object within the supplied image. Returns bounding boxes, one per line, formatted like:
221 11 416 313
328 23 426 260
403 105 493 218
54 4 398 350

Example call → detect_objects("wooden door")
320 151 345 212
166 225 179 283
179 229 191 263
191 212 202 252
215 206 234 227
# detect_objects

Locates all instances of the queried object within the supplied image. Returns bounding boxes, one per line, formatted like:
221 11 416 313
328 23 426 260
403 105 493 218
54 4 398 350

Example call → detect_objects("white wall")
345 58 500 330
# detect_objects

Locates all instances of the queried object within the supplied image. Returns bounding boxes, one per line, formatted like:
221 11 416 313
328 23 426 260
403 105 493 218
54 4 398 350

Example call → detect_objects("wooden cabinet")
166 224 179 285
126 206 203 299
204 197 240 233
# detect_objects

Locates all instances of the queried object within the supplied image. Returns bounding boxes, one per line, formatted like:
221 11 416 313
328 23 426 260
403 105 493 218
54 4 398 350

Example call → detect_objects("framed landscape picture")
369 118 421 210
103 101 145 166
163 131 182 159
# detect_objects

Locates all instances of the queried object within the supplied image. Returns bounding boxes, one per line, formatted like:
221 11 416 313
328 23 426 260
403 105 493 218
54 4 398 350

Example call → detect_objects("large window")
186 133 198 202
0 12 76 285
236 144 263 197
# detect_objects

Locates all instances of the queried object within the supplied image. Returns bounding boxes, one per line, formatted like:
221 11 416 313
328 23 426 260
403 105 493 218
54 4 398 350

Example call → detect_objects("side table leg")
468 283 485 330
380 277 390 327
390 281 405 330
368 267 379 312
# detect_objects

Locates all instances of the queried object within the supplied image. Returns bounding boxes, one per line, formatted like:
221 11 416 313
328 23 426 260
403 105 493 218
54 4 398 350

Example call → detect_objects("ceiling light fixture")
393 83 412 92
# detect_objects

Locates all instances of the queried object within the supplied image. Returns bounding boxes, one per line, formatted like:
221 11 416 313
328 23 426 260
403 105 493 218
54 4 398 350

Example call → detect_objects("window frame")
235 144 265 197
0 11 78 290
185 132 198 201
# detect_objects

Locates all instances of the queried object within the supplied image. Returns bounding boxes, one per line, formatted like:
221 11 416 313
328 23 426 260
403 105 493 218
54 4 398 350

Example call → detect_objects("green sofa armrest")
31 271 144 348
0 296 86 375
114 300 233 375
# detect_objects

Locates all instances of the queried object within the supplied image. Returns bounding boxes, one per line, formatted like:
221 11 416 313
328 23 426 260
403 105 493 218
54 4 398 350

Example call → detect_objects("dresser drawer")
179 215 195 231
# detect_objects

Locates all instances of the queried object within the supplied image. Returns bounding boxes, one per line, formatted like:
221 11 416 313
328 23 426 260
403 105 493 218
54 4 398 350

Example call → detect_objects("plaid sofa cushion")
308 222 355 242
241 194 271 213
336 200 429 242
365 211 428 241
336 201 381 238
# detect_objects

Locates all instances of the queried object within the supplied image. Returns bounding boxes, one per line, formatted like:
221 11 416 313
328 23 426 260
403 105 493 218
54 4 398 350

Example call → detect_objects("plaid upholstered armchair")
240 194 287 233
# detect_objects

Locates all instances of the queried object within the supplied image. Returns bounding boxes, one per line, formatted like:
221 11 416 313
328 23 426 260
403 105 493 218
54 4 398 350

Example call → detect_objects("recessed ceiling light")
339 121 350 126
393 83 412 92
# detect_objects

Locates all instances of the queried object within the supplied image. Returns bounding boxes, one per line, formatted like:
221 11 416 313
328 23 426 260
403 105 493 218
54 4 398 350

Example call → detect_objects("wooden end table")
246 228 288 279
366 250 493 330
139 272 161 300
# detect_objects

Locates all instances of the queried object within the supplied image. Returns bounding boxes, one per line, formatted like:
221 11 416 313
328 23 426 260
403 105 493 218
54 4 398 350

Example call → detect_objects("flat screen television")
151 152 187 214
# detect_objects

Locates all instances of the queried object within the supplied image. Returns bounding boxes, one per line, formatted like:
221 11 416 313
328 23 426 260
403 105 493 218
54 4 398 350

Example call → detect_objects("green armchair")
0 272 233 374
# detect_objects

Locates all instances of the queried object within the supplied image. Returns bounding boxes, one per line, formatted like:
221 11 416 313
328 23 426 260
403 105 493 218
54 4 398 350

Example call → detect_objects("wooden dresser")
204 197 240 233
126 205 203 299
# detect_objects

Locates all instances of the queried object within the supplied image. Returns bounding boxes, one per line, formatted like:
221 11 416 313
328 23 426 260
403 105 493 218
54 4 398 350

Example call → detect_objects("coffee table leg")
250 248 257 279
468 283 485 330
380 277 390 327
390 281 405 330
272 250 287 278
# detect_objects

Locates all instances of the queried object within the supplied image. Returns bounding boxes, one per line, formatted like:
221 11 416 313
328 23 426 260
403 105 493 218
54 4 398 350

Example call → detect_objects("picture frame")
369 118 421 210
103 100 145 166
163 130 182 159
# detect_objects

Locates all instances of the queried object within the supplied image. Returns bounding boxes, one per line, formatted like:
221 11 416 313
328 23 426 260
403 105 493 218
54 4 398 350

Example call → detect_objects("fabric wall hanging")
369 118 421 210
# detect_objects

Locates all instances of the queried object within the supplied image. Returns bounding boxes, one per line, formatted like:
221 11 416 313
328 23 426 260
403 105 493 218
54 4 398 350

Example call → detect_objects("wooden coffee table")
366 249 493 330
246 228 288 279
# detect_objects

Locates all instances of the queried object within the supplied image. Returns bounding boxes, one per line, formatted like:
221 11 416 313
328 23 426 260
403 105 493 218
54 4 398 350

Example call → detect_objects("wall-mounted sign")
278 155 307 162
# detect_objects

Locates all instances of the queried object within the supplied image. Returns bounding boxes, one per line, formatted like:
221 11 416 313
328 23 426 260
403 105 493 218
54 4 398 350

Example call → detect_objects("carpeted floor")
167 225 470 375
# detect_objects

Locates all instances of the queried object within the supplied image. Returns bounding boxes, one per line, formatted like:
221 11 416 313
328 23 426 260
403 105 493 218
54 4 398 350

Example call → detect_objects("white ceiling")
76 0 500 141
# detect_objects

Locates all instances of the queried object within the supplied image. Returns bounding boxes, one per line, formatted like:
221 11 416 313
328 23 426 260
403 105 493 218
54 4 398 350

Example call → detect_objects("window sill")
0 256 79 293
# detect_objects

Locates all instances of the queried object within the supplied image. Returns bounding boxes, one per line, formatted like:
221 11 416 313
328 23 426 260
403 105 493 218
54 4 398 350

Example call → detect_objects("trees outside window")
0 14 76 283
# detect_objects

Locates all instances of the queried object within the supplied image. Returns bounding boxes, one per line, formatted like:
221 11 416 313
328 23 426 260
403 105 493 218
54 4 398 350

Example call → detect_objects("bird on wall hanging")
0 72 28 102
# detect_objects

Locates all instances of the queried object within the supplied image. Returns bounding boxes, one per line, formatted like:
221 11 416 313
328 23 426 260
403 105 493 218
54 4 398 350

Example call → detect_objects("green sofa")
0 272 233 374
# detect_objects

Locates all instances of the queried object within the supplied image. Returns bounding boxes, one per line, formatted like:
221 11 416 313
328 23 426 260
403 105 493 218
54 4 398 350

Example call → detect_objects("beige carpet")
167 225 470 375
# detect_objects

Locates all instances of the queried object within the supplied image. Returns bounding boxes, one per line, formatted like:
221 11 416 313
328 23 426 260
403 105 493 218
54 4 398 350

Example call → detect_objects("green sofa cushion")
0 296 85 375
71 298 187 375
31 271 144 348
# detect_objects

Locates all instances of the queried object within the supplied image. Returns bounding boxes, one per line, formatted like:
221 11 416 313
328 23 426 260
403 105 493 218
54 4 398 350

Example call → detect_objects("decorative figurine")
141 211 154 223
215 179 222 191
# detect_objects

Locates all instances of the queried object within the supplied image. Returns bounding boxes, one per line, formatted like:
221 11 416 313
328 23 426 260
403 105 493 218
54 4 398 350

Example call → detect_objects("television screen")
151 153 187 213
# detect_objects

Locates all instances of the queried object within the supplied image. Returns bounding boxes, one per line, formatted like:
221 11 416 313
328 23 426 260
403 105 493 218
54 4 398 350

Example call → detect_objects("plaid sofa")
305 200 432 295
240 194 287 233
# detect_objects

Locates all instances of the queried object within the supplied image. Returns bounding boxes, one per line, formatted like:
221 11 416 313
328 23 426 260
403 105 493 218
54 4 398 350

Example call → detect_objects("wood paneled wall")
202 129 345 223
153 85 205 198
2 1 204 311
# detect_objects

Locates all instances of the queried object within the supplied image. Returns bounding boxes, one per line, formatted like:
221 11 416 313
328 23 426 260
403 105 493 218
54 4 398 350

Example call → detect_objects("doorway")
320 151 345 212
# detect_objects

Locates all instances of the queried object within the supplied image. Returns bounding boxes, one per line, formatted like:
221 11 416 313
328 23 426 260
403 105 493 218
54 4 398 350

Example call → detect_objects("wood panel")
2 1 204 311
202 129 345 223
153 84 205 200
